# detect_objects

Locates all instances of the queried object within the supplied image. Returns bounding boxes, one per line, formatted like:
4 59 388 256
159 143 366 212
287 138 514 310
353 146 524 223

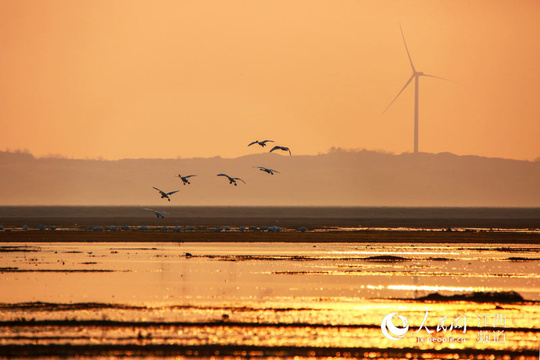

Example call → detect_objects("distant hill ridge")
1 150 539 206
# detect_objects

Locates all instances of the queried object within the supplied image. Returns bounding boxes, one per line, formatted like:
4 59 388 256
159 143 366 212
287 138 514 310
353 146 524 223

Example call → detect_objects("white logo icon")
381 312 410 340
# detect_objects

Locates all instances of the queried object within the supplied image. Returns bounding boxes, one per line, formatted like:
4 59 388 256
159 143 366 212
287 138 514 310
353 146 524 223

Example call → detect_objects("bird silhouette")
217 174 246 186
144 209 170 218
152 187 180 201
175 173 197 185
270 145 291 156
248 140 274 147
255 166 280 175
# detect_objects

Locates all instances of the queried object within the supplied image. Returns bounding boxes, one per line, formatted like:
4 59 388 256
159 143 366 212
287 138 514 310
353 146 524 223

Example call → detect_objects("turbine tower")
384 25 449 153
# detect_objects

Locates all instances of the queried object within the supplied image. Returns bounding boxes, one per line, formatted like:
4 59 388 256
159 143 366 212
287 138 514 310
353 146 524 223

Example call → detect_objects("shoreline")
1 229 538 243
1 207 539 229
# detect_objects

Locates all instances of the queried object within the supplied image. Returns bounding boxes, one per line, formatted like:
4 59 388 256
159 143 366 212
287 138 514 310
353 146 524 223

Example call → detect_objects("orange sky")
1 0 539 161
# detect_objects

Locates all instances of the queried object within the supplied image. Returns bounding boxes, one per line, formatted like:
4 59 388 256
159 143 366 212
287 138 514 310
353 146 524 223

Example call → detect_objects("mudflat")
0 228 539 243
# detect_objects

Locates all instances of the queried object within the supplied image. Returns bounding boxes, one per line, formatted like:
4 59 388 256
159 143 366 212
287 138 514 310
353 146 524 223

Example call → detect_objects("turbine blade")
422 73 457 84
383 74 415 114
400 24 415 72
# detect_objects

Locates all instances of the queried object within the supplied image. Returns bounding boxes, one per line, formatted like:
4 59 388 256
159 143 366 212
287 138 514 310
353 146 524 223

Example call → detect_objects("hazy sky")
1 0 539 161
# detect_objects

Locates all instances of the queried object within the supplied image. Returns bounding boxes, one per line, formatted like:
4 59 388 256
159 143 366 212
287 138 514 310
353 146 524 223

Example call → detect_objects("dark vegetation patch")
0 302 315 312
0 269 115 273
495 247 540 253
0 246 41 252
417 291 526 303
428 257 454 261
363 255 409 262
0 343 537 359
0 267 19 271
197 255 362 262
108 248 158 251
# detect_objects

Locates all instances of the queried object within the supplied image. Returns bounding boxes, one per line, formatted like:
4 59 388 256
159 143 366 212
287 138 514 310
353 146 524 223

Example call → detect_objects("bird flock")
1 140 297 231
147 139 292 217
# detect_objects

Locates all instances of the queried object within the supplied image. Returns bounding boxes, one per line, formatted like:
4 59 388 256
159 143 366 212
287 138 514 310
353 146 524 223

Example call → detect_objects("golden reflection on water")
0 242 538 358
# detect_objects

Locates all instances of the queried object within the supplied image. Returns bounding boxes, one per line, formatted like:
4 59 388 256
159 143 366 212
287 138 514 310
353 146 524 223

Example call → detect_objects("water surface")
0 242 538 358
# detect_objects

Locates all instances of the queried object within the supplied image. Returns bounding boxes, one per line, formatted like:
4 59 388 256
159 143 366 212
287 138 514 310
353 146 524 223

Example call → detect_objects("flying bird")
217 174 246 186
144 209 170 218
255 166 280 175
248 140 274 147
270 146 291 156
175 173 197 185
152 187 180 201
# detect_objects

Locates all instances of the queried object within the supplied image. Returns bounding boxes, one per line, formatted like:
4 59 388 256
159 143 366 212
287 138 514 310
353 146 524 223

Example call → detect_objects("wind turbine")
384 25 450 153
